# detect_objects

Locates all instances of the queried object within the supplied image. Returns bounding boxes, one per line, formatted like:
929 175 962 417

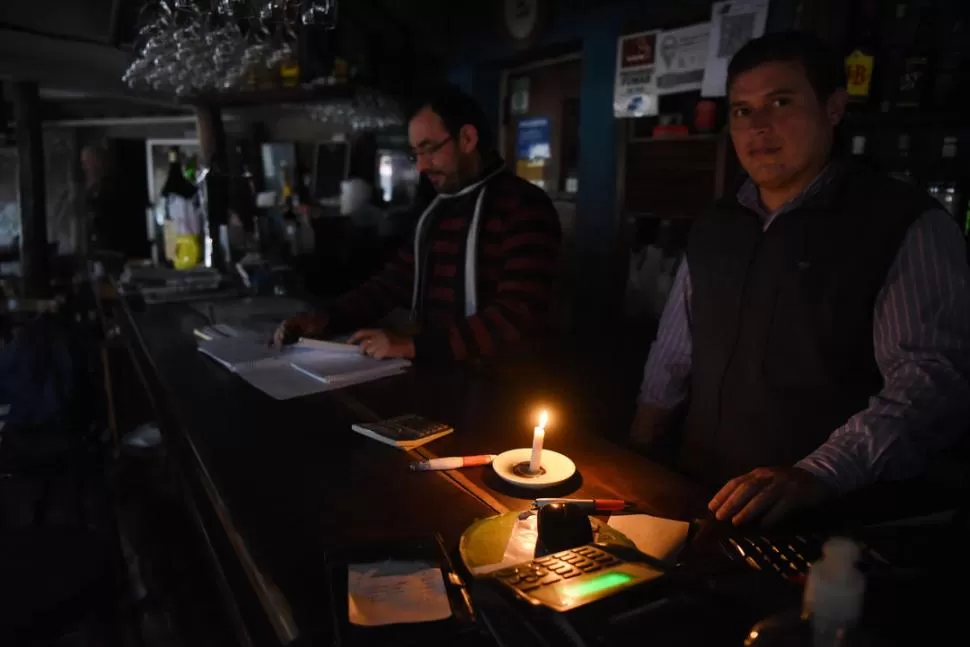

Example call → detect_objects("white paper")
607 514 690 563
348 561 452 627
296 338 360 354
614 30 660 118
237 362 405 400
236 362 334 400
701 0 769 97
654 23 710 95
291 354 410 385
197 337 339 373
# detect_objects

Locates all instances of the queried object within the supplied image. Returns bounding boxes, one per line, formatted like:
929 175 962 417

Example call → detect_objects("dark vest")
680 166 938 486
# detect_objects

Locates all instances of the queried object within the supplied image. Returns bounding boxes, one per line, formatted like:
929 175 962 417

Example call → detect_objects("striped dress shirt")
328 168 561 362
639 164 970 494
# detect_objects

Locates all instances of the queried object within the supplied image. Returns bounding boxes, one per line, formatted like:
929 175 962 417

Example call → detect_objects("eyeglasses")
408 136 453 163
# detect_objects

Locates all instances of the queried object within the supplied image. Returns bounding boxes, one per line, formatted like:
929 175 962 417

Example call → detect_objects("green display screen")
562 572 634 598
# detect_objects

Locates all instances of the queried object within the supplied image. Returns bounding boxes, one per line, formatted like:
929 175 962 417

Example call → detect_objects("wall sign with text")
701 0 770 97
614 30 660 118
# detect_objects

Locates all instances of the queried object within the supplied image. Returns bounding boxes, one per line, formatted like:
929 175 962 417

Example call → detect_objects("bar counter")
108 292 711 646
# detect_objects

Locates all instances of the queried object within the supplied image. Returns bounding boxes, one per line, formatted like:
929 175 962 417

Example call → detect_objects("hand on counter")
348 329 415 360
272 313 329 348
708 466 832 527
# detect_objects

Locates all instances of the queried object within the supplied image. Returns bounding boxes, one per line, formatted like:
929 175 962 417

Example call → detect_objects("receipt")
348 560 452 626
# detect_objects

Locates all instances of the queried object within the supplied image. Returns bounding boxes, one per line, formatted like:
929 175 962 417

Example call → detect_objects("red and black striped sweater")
328 165 562 362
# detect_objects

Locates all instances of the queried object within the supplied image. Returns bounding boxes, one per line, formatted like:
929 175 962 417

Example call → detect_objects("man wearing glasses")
275 85 562 363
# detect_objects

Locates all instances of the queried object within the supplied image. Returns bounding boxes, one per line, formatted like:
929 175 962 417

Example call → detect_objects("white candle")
529 411 549 474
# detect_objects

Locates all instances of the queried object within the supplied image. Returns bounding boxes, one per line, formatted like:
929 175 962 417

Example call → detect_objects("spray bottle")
745 537 869 647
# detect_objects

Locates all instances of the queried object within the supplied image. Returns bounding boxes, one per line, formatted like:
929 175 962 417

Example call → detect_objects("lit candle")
529 410 549 474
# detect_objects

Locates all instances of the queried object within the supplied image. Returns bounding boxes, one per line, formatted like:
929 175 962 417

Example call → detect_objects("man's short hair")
410 84 493 154
727 31 846 102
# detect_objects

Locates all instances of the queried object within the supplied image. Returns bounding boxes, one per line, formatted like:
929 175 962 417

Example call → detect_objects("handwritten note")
348 561 452 626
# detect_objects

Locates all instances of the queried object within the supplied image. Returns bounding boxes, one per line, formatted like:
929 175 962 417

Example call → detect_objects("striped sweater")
328 165 562 362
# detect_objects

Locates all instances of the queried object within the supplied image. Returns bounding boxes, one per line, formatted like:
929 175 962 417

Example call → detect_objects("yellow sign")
515 159 545 188
845 50 874 98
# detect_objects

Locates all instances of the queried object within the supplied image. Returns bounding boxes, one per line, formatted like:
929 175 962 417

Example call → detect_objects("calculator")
487 544 665 612
351 414 454 450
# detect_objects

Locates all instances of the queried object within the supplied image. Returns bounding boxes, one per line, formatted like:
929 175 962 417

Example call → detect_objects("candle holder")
492 448 576 489
512 461 547 478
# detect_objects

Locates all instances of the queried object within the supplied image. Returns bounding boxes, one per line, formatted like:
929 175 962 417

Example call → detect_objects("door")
502 56 582 197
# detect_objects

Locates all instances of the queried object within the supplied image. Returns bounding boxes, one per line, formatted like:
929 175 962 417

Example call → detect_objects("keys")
500 546 621 593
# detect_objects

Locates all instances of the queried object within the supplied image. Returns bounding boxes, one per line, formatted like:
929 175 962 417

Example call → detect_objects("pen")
410 455 497 471
533 498 631 512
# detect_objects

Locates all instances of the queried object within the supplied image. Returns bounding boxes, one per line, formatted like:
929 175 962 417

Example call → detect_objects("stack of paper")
197 335 321 373
291 353 410 386
196 335 409 398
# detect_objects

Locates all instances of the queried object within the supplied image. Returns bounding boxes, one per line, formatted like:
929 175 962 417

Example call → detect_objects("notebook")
290 353 410 386
297 337 360 354
197 336 326 373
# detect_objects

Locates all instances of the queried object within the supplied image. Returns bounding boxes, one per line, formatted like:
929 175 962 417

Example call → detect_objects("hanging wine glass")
216 0 247 18
301 0 338 29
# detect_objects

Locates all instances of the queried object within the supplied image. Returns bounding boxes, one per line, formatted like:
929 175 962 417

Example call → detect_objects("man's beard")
431 154 476 195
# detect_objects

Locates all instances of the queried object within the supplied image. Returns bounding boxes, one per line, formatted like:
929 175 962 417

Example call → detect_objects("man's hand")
348 329 415 360
271 314 328 349
708 467 832 527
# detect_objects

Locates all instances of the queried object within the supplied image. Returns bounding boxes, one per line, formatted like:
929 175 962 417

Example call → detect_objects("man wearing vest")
274 86 562 363
630 32 970 526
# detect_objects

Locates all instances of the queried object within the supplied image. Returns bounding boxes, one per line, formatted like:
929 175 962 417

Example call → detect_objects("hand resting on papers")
348 329 416 360
272 313 329 348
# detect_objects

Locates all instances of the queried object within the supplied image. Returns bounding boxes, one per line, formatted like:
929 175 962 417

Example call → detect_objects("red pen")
410 455 497 471
533 498 630 512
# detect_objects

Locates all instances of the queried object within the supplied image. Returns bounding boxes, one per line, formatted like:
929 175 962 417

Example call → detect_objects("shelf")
625 211 701 220
628 133 724 144
842 110 970 132
182 83 357 108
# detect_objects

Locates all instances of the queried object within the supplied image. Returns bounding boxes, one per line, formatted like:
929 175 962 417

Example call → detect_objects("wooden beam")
0 27 130 97
13 81 51 298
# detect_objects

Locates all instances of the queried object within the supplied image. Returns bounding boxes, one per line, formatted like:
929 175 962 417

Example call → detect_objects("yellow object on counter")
173 235 202 270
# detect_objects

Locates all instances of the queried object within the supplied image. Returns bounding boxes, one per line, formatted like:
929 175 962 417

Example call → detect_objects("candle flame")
538 410 549 429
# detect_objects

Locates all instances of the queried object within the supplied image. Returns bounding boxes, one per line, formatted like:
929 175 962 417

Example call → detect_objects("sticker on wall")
516 116 551 161
515 160 546 189
510 76 530 115
614 30 660 118
845 49 875 98
655 23 710 95
701 0 769 97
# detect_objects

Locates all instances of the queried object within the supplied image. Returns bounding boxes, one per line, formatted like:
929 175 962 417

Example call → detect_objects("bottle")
160 147 200 268
849 134 869 166
278 161 300 258
932 5 969 108
892 2 935 110
745 538 868 647
926 136 962 220
888 134 913 183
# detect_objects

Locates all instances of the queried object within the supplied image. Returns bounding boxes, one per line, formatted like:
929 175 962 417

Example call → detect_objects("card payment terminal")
472 542 797 647
486 544 664 612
